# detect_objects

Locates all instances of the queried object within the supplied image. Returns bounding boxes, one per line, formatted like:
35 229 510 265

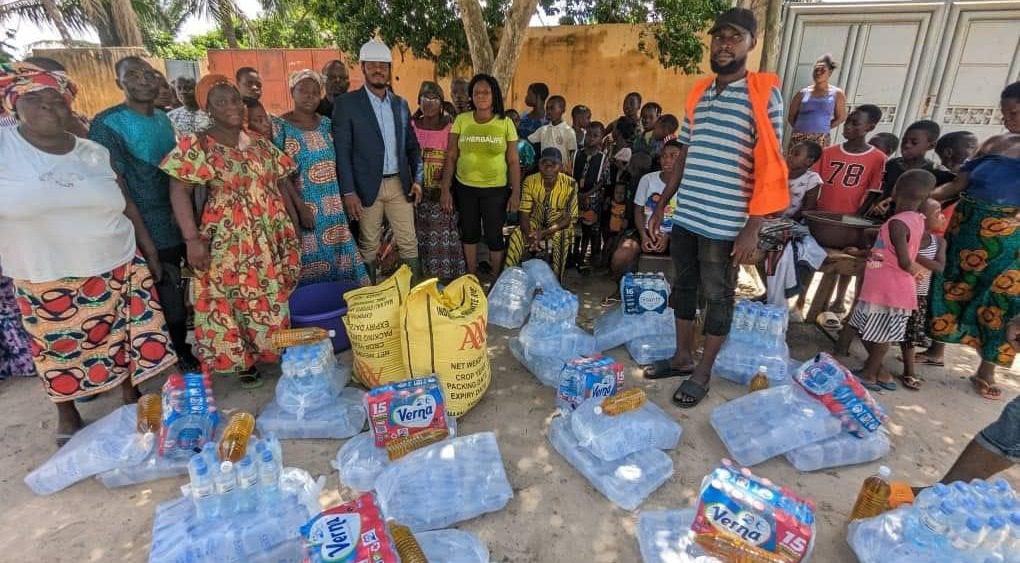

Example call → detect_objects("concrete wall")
33 48 166 118
39 23 765 123
205 24 763 124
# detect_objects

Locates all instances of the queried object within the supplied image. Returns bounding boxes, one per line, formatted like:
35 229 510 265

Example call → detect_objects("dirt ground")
1 273 1017 563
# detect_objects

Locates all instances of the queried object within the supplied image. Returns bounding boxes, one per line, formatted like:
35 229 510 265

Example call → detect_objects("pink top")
412 121 451 190
858 210 925 310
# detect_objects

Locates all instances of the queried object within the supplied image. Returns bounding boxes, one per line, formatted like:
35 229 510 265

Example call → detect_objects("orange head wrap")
195 74 235 111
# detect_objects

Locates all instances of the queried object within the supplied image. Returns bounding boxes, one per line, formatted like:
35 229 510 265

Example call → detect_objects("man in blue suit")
333 38 424 282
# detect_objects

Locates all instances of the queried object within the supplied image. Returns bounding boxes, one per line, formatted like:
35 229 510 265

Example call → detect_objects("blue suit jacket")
332 87 423 207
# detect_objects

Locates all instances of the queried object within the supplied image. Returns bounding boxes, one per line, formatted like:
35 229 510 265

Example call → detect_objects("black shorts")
453 180 509 251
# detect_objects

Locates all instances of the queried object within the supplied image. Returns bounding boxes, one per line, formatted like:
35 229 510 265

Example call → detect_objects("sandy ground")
1 272 1018 563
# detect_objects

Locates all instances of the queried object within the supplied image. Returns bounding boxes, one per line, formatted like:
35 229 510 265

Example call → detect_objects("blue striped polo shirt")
671 79 784 240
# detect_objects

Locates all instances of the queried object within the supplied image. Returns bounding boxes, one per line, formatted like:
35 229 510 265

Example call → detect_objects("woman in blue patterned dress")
273 70 369 286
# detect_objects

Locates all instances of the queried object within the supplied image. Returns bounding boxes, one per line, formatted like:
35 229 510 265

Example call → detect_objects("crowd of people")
0 8 1017 470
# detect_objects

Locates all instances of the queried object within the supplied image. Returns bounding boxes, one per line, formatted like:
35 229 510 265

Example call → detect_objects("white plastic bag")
570 396 682 461
257 388 366 440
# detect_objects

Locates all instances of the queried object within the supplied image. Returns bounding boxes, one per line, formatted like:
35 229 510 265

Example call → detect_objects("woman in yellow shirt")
439 73 521 278
505 147 578 278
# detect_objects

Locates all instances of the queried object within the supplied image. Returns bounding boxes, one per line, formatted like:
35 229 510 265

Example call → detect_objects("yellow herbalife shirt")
452 112 518 188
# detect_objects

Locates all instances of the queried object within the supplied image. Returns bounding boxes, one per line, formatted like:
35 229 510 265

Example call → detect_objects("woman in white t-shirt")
606 141 684 301
0 69 178 444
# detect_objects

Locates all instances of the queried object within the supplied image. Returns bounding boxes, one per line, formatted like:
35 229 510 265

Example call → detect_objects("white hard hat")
359 39 392 63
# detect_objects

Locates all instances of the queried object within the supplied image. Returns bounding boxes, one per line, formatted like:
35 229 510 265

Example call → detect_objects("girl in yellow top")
439 73 520 278
505 147 578 278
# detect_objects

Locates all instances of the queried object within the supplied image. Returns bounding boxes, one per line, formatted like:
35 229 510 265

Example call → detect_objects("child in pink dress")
848 169 937 390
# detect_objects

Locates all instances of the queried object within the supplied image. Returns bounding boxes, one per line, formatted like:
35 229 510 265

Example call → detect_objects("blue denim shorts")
976 396 1020 462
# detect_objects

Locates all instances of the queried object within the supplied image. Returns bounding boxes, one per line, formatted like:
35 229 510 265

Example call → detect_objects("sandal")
672 379 709 409
913 353 944 367
969 376 1003 400
643 359 695 380
876 379 898 391
239 368 263 389
852 369 884 392
898 374 923 391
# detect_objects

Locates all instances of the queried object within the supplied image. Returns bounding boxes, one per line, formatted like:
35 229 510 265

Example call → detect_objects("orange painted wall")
205 24 763 123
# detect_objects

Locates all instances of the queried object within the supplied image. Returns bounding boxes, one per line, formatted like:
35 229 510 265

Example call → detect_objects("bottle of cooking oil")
136 393 162 434
218 412 256 462
386 428 449 461
595 388 646 416
388 520 429 562
749 366 770 393
270 327 335 349
849 465 892 520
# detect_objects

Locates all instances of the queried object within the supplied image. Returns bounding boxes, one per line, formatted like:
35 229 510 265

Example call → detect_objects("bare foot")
56 402 84 446
121 380 142 404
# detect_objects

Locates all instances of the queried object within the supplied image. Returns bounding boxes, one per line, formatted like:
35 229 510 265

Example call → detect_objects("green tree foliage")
150 15 326 60
305 0 505 76
542 0 729 74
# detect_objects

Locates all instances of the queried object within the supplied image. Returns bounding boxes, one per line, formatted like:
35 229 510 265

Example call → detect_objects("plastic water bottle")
488 267 535 329
235 454 258 513
980 515 1008 552
213 460 237 516
950 516 986 550
922 499 958 535
916 483 952 513
991 479 1017 503
188 456 216 521
850 466 892 520
257 448 281 510
1004 513 1020 563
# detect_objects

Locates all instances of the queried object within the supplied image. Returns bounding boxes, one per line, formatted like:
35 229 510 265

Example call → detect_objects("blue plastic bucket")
288 281 359 352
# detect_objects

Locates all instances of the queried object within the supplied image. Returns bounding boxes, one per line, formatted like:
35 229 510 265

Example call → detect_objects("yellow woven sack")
342 265 412 387
400 275 489 417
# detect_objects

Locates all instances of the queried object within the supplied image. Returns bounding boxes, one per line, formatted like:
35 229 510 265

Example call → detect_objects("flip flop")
601 295 621 306
913 353 945 367
238 368 263 389
816 311 842 330
969 376 1003 401
852 370 884 392
643 360 695 380
876 380 898 391
898 374 923 391
672 379 709 409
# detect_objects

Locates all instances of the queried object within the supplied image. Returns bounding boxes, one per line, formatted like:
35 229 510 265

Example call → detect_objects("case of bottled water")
417 529 491 563
569 395 682 461
521 258 561 291
625 311 677 365
332 432 391 492
848 479 1019 563
26 404 155 495
488 266 536 329
784 428 891 472
257 387 366 440
713 300 790 385
637 508 723 563
508 336 570 387
373 432 513 532
99 451 190 489
593 306 672 353
548 415 674 511
709 384 842 466
518 289 596 359
621 272 670 316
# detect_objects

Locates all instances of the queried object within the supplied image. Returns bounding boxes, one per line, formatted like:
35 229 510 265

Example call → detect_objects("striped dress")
670 79 784 241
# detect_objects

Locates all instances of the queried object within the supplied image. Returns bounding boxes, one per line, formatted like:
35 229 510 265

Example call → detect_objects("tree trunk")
456 0 494 76
39 0 73 45
218 0 240 48
491 0 540 91
108 0 144 46
760 0 783 72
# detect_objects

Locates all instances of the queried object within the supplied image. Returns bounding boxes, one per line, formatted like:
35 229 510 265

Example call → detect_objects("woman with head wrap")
271 69 369 286
413 81 465 281
0 68 180 444
161 75 301 388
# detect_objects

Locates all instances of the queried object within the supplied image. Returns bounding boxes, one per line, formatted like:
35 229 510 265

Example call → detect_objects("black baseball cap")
539 147 563 163
709 8 758 38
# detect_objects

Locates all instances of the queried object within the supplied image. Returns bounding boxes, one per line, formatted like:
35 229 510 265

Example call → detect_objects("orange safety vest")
684 72 789 216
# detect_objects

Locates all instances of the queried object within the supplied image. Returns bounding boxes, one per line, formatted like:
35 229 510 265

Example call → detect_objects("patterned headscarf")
288 69 323 91
194 73 234 111
0 62 78 114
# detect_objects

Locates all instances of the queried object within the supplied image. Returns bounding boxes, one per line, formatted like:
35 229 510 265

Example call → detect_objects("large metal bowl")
803 211 880 249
